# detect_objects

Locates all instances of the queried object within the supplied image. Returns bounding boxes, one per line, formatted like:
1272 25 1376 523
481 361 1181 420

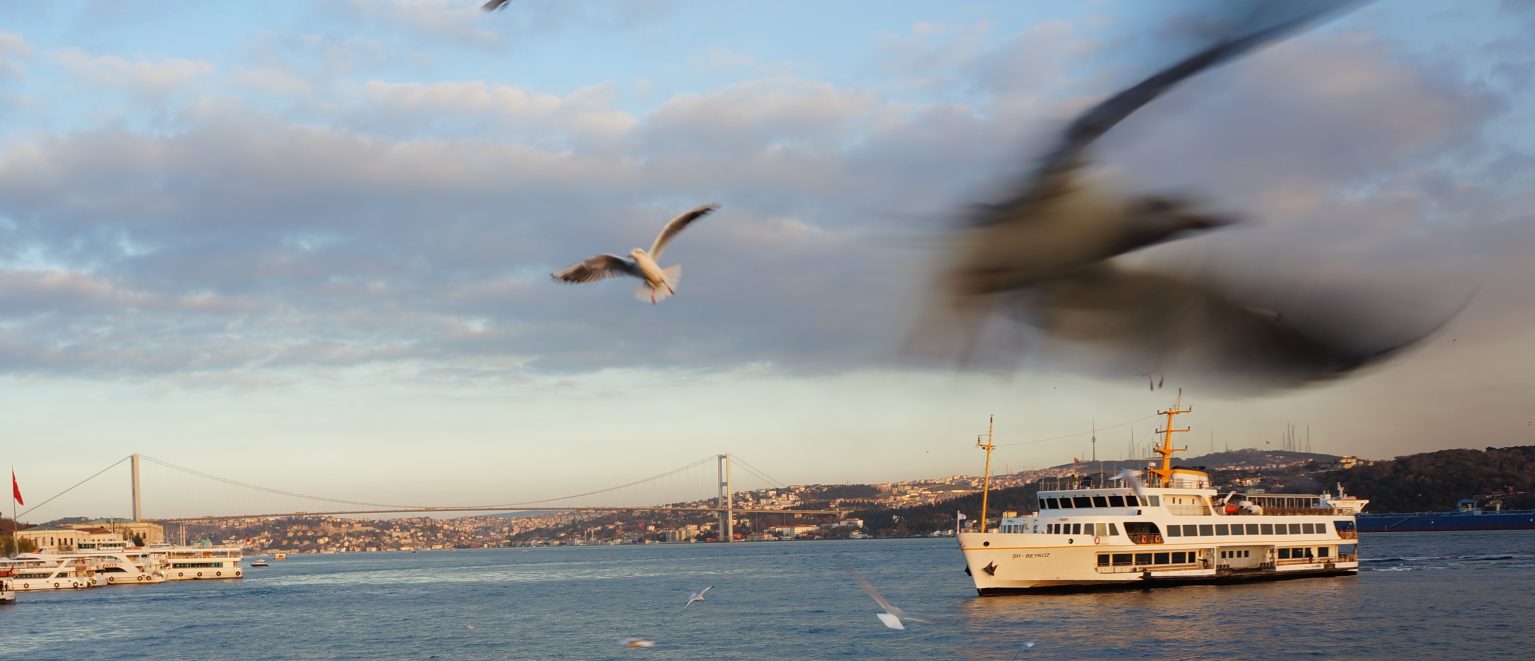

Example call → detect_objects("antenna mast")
976 416 995 534
1148 389 1191 488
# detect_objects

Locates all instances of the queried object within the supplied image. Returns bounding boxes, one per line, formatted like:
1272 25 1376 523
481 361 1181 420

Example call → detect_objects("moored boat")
0 555 98 591
957 392 1368 594
144 543 245 580
1 568 15 604
1357 499 1535 532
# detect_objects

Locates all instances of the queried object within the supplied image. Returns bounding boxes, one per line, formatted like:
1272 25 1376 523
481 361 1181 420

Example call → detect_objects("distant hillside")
1326 446 1535 513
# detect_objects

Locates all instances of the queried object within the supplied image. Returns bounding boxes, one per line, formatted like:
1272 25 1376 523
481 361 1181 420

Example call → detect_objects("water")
4 531 1533 660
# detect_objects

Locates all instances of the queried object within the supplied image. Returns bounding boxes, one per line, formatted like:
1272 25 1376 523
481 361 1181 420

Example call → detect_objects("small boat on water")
249 557 270 567
957 392 1368 594
1 568 16 604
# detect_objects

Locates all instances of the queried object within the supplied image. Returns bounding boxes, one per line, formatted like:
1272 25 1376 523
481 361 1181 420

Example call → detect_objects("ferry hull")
1357 511 1535 533
959 532 1359 595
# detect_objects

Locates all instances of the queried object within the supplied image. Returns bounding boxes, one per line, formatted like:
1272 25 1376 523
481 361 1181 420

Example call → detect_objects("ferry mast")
1148 389 1191 488
976 416 995 533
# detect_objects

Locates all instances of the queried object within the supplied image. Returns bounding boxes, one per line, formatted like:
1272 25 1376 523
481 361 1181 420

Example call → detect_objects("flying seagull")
1116 468 1149 502
850 570 938 630
481 0 512 11
913 1 1451 392
621 638 656 649
683 585 713 609
552 203 719 304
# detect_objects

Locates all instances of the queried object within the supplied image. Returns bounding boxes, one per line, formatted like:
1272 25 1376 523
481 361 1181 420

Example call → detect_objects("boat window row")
1039 494 1159 509
169 561 227 569
1277 547 1330 560
1045 522 1120 537
1218 550 1252 559
1164 522 1328 537
1096 551 1197 567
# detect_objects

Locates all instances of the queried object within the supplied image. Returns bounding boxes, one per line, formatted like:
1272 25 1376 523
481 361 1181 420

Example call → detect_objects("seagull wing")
700 586 713 597
552 253 642 284
973 2 1352 226
481 0 512 12
849 570 897 614
649 203 719 261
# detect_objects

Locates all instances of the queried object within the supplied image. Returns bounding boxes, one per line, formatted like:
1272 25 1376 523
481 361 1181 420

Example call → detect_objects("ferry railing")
1222 507 1348 517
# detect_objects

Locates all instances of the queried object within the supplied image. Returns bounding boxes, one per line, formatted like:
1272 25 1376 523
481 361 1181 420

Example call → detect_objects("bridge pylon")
717 454 733 542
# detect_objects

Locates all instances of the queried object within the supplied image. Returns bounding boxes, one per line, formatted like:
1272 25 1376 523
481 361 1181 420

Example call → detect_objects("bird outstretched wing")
650 203 719 260
972 1 1354 226
552 254 641 284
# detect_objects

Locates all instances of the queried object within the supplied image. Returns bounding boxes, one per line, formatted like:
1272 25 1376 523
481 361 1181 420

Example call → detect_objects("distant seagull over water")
552 203 719 304
621 637 656 649
850 570 938 630
683 585 713 609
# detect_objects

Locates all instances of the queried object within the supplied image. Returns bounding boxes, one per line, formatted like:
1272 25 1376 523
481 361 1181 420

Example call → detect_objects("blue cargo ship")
1357 499 1535 532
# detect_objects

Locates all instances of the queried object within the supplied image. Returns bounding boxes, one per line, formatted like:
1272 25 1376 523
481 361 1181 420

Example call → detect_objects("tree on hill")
1325 446 1535 512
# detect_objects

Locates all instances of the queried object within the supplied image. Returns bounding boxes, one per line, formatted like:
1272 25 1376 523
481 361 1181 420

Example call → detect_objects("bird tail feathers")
633 265 681 304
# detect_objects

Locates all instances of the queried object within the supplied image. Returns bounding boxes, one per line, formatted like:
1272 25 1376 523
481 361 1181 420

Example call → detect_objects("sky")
3 0 1534 520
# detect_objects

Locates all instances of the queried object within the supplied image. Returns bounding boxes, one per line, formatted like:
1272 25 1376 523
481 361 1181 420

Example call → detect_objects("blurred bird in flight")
914 0 1462 393
683 585 713 609
552 203 719 304
850 569 939 630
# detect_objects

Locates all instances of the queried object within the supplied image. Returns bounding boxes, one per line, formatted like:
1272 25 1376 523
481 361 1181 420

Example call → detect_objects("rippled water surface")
4 531 1533 659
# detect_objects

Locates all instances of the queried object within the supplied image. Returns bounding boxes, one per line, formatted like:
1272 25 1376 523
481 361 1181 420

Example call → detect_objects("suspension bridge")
12 453 843 543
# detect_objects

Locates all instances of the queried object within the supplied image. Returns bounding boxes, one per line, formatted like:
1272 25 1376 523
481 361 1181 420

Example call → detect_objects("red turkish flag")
10 469 22 506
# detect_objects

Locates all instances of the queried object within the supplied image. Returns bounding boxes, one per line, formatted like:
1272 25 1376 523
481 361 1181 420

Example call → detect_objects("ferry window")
1230 525 1243 536
1303 523 1316 534
1182 524 1197 537
1215 524 1229 535
1096 523 1109 537
1073 497 1092 508
1113 553 1132 566
1318 547 1330 558
1261 524 1274 535
1093 496 1109 508
1198 524 1214 536
1246 524 1260 535
1135 553 1152 565
1108 495 1125 507
1171 552 1187 563
1166 526 1182 537
1154 552 1170 564
1289 524 1302 535
1109 523 1120 536
1148 496 1161 506
1278 549 1291 559
1097 554 1110 566
1072 524 1082 535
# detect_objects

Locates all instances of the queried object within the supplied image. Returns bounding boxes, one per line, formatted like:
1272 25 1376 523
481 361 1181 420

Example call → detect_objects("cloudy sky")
4 1 1533 519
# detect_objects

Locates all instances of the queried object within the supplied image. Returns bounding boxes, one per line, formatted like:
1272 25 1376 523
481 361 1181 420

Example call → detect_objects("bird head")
1121 195 1237 250
629 248 647 259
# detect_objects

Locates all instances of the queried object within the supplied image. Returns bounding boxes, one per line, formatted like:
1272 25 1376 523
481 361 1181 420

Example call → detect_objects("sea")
4 531 1533 660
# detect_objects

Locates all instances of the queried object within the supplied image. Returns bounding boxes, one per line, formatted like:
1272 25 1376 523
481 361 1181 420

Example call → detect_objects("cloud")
0 31 32 79
54 49 213 100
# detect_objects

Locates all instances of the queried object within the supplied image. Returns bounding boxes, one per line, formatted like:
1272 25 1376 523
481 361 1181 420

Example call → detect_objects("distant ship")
1357 499 1535 532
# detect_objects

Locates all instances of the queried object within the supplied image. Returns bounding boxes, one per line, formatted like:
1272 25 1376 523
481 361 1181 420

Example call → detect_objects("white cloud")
54 49 213 99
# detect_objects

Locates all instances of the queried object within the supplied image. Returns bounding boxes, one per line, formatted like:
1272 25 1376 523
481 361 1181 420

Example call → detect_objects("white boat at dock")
958 392 1367 594
1 568 15 604
0 555 98 591
144 543 245 580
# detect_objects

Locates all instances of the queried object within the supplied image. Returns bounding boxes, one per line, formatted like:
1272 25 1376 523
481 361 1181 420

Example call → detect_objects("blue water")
4 532 1533 660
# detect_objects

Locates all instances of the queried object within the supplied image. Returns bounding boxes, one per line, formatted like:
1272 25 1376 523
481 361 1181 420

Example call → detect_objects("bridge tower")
131 453 143 521
717 454 733 542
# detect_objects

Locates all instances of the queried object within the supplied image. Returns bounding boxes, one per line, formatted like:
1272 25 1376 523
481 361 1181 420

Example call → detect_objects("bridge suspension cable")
140 455 426 510
730 454 787 489
488 455 718 507
17 456 129 520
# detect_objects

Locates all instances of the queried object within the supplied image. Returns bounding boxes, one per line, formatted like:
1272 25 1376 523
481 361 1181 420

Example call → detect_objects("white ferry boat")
1 568 15 604
145 543 245 580
0 555 97 591
958 393 1367 594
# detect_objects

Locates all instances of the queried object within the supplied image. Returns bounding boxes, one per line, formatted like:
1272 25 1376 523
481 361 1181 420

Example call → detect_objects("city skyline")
3 1 1533 519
